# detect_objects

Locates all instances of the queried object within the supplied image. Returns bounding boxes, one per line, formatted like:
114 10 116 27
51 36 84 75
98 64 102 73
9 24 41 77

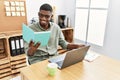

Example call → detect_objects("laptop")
48 45 90 69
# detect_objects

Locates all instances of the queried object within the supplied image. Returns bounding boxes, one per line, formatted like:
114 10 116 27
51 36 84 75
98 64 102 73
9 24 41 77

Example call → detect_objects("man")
24 3 85 64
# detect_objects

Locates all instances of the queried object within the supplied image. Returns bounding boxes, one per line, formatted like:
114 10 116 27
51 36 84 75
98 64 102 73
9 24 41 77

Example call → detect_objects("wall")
99 0 120 60
75 0 120 60
26 0 76 26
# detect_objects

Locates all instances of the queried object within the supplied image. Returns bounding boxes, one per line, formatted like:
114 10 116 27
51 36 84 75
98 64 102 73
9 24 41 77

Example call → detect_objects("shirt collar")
37 22 51 31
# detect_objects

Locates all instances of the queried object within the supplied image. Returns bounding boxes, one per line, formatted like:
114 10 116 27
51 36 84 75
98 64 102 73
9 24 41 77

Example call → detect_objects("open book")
22 24 51 46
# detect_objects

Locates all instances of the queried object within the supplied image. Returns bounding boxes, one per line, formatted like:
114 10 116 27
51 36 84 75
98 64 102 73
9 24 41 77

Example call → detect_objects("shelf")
0 57 11 78
0 67 11 74
0 32 7 38
5 30 22 37
0 63 11 69
0 64 11 79
11 63 27 69
10 54 27 74
0 38 7 59
11 69 20 74
11 63 27 74
11 59 26 65
62 28 73 43
0 53 6 59
61 27 73 31
0 71 11 79
10 54 26 61
0 57 10 65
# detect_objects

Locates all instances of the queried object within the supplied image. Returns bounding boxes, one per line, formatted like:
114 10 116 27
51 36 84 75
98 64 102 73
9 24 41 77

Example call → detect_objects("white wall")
98 0 120 60
75 0 120 60
26 0 75 26
26 0 120 60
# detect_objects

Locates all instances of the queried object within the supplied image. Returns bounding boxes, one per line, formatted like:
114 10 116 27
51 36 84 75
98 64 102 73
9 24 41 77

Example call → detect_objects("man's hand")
27 40 40 56
67 43 85 50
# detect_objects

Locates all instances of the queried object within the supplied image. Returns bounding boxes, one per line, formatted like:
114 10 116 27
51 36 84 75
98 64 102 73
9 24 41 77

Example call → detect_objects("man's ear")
51 14 53 18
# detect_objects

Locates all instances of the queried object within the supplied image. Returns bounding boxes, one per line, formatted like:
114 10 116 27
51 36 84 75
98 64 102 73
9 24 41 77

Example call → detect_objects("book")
22 24 51 46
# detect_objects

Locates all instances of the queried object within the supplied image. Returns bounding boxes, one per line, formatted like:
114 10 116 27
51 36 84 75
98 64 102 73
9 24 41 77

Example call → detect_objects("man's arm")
67 43 85 50
57 26 85 50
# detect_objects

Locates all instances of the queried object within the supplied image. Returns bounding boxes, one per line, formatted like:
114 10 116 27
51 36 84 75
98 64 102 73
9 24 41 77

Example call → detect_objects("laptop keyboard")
49 54 66 63
56 60 63 67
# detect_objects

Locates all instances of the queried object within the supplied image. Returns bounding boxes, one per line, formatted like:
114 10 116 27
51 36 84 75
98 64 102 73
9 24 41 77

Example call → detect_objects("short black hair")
39 3 53 12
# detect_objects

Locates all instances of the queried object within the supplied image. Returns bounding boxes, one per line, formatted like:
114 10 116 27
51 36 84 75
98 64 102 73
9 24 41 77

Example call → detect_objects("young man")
24 3 85 64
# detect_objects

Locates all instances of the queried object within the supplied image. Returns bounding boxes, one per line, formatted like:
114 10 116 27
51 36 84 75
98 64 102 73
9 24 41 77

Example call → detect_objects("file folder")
9 37 16 56
15 36 21 55
19 36 25 54
22 24 51 46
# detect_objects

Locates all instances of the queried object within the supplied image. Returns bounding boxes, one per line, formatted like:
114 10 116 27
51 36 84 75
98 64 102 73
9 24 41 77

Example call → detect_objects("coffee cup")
47 63 58 76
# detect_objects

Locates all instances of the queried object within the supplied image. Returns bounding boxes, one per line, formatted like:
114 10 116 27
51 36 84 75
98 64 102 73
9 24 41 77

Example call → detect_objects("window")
75 0 109 46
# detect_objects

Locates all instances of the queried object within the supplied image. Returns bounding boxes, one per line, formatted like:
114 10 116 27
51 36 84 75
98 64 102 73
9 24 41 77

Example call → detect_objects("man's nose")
41 16 46 20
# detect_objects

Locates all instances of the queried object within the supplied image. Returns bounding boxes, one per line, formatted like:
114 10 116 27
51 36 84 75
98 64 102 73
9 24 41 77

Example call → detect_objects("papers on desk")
84 52 100 62
22 24 51 46
10 76 21 80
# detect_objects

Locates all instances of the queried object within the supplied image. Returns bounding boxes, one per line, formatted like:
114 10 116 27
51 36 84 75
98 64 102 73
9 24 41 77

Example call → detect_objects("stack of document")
84 52 100 62
22 24 51 46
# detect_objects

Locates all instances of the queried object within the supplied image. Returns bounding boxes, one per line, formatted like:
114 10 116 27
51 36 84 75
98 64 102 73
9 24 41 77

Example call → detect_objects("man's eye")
39 14 44 17
45 15 50 18
39 13 50 18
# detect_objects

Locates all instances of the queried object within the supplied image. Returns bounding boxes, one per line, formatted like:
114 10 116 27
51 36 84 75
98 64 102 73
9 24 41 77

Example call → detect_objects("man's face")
38 10 52 27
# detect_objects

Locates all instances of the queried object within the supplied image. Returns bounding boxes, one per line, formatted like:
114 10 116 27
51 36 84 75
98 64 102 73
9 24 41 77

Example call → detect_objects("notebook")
22 24 51 46
48 45 90 69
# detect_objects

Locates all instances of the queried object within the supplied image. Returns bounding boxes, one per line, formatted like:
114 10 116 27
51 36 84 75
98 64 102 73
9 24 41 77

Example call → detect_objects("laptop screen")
49 45 90 69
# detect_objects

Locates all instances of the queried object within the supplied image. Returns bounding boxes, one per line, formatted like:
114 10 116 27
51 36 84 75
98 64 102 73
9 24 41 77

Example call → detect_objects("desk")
20 51 120 80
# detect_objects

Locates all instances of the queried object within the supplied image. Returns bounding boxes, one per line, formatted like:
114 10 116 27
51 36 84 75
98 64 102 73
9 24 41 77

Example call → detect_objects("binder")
19 36 25 54
9 37 16 56
15 36 21 55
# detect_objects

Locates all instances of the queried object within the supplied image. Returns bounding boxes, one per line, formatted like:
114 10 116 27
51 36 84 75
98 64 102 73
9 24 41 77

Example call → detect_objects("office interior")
26 0 120 61
0 0 120 79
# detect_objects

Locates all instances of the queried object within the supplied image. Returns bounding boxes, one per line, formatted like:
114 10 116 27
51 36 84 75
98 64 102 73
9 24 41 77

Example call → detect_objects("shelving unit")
62 27 74 43
0 34 11 78
0 0 27 77
0 1 27 74
0 58 11 78
0 38 7 59
0 31 27 79
7 31 27 75
10 54 27 74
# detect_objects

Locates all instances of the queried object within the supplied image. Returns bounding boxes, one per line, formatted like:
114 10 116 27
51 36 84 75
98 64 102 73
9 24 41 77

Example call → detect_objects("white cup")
47 63 58 76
